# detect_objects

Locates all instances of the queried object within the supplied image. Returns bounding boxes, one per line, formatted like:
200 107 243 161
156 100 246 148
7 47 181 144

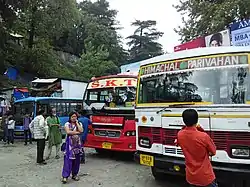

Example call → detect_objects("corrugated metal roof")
32 78 58 84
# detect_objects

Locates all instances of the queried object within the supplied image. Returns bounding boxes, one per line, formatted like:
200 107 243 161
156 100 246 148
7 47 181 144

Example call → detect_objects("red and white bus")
134 47 250 186
84 73 137 152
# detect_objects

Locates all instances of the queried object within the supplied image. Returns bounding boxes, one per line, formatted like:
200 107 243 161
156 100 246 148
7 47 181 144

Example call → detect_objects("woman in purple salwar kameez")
62 112 83 184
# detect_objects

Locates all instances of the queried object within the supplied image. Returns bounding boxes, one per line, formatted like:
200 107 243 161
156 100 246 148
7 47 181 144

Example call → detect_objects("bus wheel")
151 166 165 181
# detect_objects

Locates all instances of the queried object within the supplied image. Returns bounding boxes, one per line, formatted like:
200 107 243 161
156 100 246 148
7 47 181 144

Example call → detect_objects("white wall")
61 80 87 99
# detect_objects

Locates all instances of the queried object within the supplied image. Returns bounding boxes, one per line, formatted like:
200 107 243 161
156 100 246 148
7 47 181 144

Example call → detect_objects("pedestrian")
7 115 15 144
62 111 83 184
78 110 91 164
177 109 217 187
29 109 48 165
46 107 62 160
1 113 8 143
23 112 32 145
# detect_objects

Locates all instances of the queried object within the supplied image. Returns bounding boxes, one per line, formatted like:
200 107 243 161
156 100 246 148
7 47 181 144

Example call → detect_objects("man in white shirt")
7 115 15 144
29 109 48 165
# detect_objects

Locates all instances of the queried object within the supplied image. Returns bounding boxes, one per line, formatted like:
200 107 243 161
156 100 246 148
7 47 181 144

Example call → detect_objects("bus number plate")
140 154 154 166
102 142 112 149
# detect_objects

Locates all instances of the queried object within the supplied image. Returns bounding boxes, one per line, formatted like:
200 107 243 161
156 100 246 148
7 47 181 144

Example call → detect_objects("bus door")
161 108 211 158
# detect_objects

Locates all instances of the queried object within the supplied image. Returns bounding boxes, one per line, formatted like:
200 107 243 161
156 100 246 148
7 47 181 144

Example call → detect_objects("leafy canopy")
174 0 250 42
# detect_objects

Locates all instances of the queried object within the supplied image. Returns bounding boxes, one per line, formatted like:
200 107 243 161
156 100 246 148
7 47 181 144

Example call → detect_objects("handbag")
61 142 66 152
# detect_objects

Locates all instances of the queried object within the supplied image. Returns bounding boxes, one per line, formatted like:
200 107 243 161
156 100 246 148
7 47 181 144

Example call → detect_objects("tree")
126 20 164 62
55 0 127 66
77 42 119 80
174 0 250 42
1 0 79 80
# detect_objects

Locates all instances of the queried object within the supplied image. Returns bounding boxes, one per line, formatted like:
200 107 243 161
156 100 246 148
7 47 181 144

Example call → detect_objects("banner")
230 19 250 46
174 37 206 52
87 77 137 89
205 29 231 47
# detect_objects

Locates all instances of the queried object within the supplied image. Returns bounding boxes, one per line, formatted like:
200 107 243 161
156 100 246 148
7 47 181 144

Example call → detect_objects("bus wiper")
156 103 196 114
91 106 109 115
156 107 171 114
168 103 196 107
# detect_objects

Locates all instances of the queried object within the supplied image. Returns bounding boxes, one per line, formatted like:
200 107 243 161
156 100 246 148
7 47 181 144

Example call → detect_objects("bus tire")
151 166 165 181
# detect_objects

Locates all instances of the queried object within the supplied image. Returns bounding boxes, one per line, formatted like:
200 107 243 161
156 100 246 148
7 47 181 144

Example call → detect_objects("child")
7 116 15 144
175 124 205 146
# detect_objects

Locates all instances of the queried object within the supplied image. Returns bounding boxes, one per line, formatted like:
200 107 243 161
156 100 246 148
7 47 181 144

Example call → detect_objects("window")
86 87 136 107
139 67 250 104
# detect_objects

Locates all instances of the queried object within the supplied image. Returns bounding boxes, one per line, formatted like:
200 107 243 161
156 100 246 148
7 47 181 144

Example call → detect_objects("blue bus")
13 97 83 138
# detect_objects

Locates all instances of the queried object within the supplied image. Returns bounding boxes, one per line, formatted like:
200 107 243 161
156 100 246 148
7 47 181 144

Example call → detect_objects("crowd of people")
0 107 219 186
0 108 90 184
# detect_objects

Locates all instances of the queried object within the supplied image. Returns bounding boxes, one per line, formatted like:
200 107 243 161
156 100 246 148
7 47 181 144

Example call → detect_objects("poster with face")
205 29 231 47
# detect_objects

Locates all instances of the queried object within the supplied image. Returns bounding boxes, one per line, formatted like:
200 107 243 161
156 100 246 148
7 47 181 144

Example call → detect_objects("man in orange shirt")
177 109 218 187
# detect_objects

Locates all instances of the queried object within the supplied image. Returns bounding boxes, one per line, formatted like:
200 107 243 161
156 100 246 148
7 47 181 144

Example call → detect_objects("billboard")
205 29 231 47
230 19 250 46
174 37 206 52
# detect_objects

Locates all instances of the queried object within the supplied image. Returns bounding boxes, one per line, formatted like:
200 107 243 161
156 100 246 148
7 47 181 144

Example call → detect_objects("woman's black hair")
209 33 223 46
68 111 78 123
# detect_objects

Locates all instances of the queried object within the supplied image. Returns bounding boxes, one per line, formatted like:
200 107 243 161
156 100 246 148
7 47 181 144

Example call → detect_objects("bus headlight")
139 137 151 148
125 131 136 136
232 147 250 158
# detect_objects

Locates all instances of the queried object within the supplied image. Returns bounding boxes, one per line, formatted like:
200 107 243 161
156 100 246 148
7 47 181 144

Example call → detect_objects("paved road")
0 141 187 187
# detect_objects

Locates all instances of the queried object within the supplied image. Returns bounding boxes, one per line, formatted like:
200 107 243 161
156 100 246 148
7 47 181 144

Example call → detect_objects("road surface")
0 141 187 187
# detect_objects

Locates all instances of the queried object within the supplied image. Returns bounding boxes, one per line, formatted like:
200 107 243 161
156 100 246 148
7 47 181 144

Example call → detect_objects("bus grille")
138 127 250 153
94 130 121 138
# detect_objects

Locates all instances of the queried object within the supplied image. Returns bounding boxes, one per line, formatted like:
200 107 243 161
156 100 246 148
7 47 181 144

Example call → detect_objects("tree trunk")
28 7 37 49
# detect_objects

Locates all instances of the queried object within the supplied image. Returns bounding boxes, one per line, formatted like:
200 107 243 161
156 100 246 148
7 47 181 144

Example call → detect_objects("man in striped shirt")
29 109 48 165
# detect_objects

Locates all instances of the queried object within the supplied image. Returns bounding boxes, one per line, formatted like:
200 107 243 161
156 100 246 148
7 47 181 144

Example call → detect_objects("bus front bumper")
134 151 250 182
84 135 136 152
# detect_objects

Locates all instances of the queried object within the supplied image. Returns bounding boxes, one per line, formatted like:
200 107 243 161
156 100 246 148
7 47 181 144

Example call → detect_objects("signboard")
140 54 248 76
230 19 250 46
205 29 231 47
174 37 206 52
87 78 137 89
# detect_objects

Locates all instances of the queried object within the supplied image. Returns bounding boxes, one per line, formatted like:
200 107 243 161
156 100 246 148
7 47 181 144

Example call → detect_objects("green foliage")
127 20 164 62
55 0 126 66
77 42 119 80
174 0 250 42
0 0 127 87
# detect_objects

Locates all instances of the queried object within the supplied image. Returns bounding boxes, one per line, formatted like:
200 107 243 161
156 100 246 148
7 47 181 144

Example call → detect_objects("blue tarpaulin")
4 67 18 80
13 88 29 101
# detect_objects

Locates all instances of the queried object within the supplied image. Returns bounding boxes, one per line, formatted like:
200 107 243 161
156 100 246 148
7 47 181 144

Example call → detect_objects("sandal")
72 175 79 181
62 178 67 184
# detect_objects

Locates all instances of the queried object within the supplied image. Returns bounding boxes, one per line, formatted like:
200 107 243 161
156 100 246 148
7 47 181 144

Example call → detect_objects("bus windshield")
14 99 83 119
14 102 34 119
85 87 136 107
139 66 250 104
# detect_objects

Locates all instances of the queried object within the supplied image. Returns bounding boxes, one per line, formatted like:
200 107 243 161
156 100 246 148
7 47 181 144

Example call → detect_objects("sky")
78 0 183 52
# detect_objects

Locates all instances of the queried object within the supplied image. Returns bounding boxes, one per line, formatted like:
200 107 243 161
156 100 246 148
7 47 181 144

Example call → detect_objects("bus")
84 73 137 153
14 97 83 138
134 47 250 186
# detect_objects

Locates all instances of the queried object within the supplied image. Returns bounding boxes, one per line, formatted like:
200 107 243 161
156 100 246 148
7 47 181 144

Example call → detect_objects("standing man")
177 109 217 187
29 109 48 165
78 110 91 164
1 113 8 143
23 112 32 145
46 107 62 160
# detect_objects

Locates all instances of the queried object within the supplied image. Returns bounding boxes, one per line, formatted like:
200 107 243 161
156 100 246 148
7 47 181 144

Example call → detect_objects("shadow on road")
87 150 135 162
